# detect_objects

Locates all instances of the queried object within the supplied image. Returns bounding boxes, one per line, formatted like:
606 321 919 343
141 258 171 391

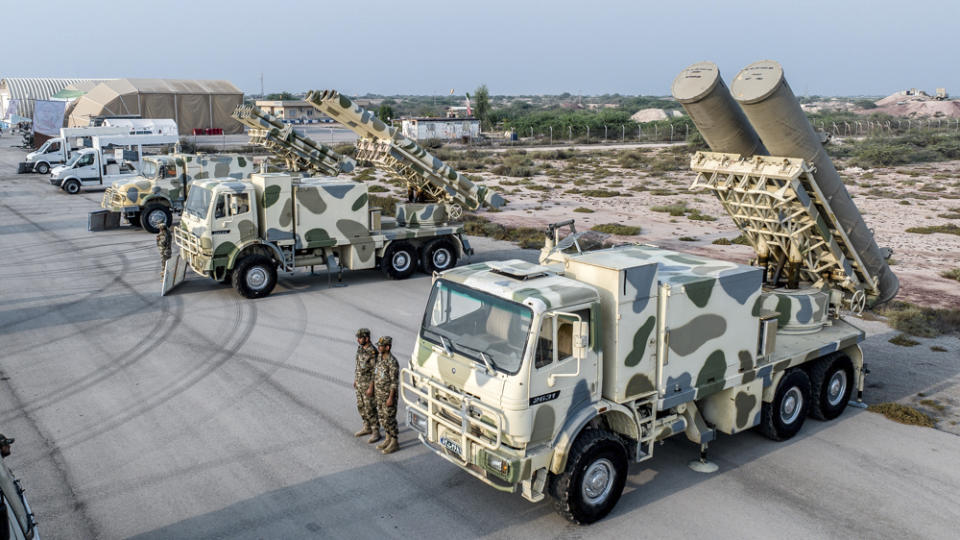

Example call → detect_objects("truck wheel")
381 242 416 279
63 179 81 194
808 355 853 421
35 162 50 174
140 204 172 234
233 255 277 299
759 369 812 441
420 238 458 274
550 429 628 525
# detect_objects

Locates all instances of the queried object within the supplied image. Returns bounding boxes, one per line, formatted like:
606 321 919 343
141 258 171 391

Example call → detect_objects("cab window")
77 153 95 167
214 195 226 219
162 164 177 178
534 308 590 369
227 193 250 216
48 141 60 152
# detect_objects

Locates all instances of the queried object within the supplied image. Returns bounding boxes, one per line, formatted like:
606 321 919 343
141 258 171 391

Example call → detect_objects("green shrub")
877 301 960 338
651 203 688 216
592 224 641 235
368 185 389 193
573 207 594 213
941 268 960 282
906 223 960 236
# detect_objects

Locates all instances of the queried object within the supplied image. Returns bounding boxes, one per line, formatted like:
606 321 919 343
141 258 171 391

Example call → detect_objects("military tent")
67 79 244 134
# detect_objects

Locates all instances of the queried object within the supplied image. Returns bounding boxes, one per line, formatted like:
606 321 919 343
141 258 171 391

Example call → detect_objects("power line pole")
260 73 264 98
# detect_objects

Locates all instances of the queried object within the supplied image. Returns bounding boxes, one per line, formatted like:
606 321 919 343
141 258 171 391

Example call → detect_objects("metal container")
671 61 766 156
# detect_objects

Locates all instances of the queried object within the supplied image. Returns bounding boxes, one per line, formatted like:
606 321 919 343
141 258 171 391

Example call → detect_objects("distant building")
254 100 330 123
401 117 480 141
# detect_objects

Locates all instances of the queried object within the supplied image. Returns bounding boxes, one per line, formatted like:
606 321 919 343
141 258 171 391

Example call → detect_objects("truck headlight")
486 454 510 476
408 411 427 433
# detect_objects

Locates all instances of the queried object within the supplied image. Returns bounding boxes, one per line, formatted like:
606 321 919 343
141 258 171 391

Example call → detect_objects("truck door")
526 309 594 444
74 152 98 183
46 139 61 161
212 191 256 241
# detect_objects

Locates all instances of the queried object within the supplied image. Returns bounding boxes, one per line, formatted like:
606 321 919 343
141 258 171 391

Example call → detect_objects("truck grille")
174 225 209 273
102 187 128 209
400 367 505 462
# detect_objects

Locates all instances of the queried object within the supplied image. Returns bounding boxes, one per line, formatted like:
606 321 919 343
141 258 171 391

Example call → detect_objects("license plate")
439 436 462 457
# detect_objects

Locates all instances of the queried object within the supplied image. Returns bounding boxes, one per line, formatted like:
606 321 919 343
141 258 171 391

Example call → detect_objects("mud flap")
88 210 121 231
161 251 188 296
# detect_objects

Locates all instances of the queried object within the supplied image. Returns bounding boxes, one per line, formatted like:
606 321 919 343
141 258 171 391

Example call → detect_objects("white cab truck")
19 119 176 174
50 132 179 194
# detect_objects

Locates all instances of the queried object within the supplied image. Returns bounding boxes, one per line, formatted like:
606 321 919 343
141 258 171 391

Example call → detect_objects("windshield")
421 279 533 375
141 160 159 179
64 152 82 167
184 186 213 219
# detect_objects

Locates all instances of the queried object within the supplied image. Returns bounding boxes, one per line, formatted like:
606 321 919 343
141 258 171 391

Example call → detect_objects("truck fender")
549 403 601 475
141 194 172 207
548 401 637 475
762 370 786 403
229 241 283 270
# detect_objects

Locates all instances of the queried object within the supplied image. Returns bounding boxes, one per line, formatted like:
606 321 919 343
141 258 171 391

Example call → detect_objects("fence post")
549 125 553 145
568 125 572 140
622 124 625 142
670 124 674 141
655 125 658 139
604 124 608 141
638 125 641 140
586 126 590 143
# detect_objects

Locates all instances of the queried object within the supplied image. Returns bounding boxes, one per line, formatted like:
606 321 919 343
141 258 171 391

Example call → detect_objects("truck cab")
49 148 138 195
102 154 253 233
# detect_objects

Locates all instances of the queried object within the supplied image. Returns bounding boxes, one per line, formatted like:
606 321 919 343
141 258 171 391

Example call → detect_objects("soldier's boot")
367 429 382 444
376 436 390 450
354 424 372 437
381 436 399 455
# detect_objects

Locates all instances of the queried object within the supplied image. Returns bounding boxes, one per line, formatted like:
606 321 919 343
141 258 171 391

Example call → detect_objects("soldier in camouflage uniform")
157 222 171 277
354 328 381 443
374 336 400 454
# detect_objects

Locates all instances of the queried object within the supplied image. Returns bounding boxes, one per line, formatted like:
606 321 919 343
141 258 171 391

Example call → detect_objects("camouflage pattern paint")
305 90 504 211
102 154 254 220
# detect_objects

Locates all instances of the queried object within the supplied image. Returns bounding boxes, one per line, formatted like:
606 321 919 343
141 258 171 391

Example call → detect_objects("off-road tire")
760 369 812 441
63 179 81 194
233 255 277 299
808 355 854 421
140 204 172 234
549 429 628 525
420 238 458 274
35 162 50 174
381 241 417 279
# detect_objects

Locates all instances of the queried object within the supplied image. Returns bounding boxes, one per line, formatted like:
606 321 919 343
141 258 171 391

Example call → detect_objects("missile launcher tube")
672 61 767 156
233 105 354 176
730 60 898 306
305 90 504 211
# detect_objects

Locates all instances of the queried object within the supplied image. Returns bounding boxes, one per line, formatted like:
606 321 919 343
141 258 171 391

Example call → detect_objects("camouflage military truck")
399 61 898 524
174 172 473 298
101 153 254 233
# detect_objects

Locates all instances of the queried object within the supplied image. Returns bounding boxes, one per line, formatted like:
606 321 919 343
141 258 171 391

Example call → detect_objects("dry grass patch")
867 403 935 427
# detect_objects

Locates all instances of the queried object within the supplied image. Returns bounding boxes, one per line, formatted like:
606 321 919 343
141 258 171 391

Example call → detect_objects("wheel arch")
228 241 281 270
141 195 172 208
548 402 634 475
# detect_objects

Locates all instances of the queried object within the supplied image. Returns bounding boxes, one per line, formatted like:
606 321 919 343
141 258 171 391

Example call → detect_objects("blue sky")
6 0 956 96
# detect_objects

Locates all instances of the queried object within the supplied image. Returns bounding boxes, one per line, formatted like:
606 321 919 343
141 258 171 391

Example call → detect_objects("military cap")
377 336 393 347
356 328 371 338
0 434 13 446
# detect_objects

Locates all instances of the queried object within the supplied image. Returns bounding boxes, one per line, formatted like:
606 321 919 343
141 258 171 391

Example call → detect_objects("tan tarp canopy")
67 78 243 134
